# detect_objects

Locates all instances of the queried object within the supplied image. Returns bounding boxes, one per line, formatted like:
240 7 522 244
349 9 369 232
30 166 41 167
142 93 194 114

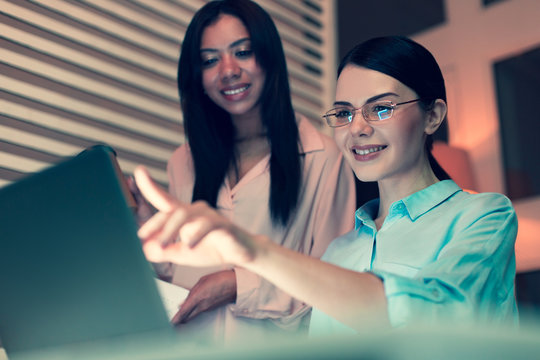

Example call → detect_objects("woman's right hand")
171 269 237 325
133 166 264 267
125 175 156 226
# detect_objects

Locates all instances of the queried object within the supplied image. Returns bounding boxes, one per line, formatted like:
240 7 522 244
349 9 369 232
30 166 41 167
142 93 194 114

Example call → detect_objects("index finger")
133 165 176 212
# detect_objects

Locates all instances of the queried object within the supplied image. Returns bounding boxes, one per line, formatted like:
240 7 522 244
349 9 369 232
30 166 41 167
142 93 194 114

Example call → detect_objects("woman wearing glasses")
135 36 518 334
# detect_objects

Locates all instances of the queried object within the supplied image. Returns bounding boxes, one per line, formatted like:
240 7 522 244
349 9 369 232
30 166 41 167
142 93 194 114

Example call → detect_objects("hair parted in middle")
177 0 301 226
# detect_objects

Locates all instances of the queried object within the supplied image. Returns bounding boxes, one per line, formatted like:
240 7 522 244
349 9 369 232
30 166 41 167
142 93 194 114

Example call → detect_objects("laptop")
0 145 183 358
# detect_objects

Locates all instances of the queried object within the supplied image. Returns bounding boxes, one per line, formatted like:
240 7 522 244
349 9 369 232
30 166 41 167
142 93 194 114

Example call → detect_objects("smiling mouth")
222 85 250 96
353 145 387 155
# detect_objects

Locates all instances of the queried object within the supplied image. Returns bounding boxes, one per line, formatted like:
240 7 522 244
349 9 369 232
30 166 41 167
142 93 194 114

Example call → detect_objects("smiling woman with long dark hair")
148 0 355 342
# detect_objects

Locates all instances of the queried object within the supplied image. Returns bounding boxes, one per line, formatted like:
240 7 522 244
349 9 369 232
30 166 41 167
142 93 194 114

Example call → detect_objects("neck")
231 108 265 140
235 132 267 143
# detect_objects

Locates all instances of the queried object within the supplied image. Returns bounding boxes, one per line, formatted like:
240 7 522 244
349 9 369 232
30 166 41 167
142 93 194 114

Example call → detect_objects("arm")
228 146 357 325
244 238 389 329
230 268 311 325
134 166 388 330
171 269 236 324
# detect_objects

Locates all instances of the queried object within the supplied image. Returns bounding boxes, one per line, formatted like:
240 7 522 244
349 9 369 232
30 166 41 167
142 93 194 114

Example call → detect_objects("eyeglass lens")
326 101 396 126
364 102 394 121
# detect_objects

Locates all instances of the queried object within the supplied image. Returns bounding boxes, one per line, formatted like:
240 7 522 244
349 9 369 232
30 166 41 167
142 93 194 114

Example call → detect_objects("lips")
353 145 386 155
221 84 250 98
350 145 387 160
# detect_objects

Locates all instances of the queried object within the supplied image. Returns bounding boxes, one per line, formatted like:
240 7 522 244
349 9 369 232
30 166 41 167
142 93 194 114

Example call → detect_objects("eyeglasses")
322 99 424 128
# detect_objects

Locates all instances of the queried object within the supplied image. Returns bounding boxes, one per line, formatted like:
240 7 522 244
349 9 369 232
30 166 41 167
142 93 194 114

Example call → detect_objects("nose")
348 113 374 137
220 54 241 82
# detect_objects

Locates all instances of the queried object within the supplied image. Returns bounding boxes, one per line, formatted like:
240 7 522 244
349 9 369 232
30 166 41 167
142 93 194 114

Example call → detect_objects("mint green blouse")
310 180 518 335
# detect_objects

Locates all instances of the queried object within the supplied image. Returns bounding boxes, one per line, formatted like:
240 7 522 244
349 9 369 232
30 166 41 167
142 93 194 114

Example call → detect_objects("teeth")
223 86 249 95
353 146 385 155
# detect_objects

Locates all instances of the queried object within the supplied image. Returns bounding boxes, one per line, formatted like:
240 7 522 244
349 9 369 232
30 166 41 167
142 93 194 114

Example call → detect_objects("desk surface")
2 322 540 360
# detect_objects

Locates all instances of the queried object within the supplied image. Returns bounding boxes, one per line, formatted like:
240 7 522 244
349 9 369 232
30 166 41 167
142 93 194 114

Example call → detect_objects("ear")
424 99 447 135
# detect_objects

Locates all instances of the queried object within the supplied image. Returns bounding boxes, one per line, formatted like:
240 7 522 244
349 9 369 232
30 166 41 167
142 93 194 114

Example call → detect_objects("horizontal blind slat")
80 0 186 42
0 98 180 162
29 0 181 59
129 0 199 26
0 22 179 99
1 47 181 122
2 0 177 77
1 74 182 144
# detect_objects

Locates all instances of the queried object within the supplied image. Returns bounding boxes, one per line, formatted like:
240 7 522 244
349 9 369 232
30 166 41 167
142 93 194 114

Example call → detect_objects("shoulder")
426 181 514 215
168 143 192 169
167 143 195 198
451 190 515 215
167 143 194 179
413 182 517 239
443 190 517 237
297 115 341 159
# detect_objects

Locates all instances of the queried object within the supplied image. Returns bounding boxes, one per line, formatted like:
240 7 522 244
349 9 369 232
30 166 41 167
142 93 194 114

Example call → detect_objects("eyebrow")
200 37 251 53
333 92 399 107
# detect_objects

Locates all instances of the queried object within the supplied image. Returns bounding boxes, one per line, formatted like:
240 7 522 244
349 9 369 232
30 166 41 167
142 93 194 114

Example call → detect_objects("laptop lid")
0 145 172 354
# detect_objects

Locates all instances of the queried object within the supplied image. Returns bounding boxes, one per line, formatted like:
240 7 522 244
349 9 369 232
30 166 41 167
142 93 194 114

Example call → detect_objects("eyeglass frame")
322 98 427 128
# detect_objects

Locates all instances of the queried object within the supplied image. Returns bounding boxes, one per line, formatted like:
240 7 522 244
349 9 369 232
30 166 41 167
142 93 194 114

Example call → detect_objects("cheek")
393 111 426 145
332 128 349 154
391 121 426 159
252 66 266 87
201 69 216 93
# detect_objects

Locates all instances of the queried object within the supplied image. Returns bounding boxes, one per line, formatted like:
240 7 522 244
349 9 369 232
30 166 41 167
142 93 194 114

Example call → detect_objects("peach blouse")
164 117 356 343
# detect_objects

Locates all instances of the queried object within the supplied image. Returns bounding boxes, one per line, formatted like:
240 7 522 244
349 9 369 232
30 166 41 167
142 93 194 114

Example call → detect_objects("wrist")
243 235 274 272
253 234 272 261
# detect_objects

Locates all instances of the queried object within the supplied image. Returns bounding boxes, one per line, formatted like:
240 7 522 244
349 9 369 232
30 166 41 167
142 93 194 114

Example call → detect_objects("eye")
335 108 353 119
371 104 393 113
368 102 394 120
201 58 217 68
235 48 253 59
201 55 218 68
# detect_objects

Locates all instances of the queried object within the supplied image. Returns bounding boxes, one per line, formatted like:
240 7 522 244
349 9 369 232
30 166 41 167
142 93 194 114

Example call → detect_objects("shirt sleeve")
372 194 518 327
229 144 356 329
231 267 312 330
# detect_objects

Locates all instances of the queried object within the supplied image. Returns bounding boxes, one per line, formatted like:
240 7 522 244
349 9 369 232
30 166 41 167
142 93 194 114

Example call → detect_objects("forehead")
201 14 249 49
335 65 411 102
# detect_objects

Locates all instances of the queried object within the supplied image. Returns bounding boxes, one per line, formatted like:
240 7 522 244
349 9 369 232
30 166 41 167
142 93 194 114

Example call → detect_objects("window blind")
0 0 335 188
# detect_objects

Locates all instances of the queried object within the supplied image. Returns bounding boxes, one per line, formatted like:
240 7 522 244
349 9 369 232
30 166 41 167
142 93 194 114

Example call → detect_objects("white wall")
414 0 540 272
0 0 335 186
414 0 540 194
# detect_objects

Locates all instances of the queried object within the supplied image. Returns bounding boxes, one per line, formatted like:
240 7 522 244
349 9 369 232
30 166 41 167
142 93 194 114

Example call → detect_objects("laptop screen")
0 145 172 354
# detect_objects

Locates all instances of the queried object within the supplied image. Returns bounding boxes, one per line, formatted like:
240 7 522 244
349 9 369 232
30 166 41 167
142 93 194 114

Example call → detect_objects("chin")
357 178 379 183
353 173 378 183
226 104 257 116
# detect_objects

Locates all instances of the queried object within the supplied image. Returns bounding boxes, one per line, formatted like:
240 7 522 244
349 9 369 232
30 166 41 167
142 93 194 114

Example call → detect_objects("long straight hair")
177 0 301 226
337 36 451 181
